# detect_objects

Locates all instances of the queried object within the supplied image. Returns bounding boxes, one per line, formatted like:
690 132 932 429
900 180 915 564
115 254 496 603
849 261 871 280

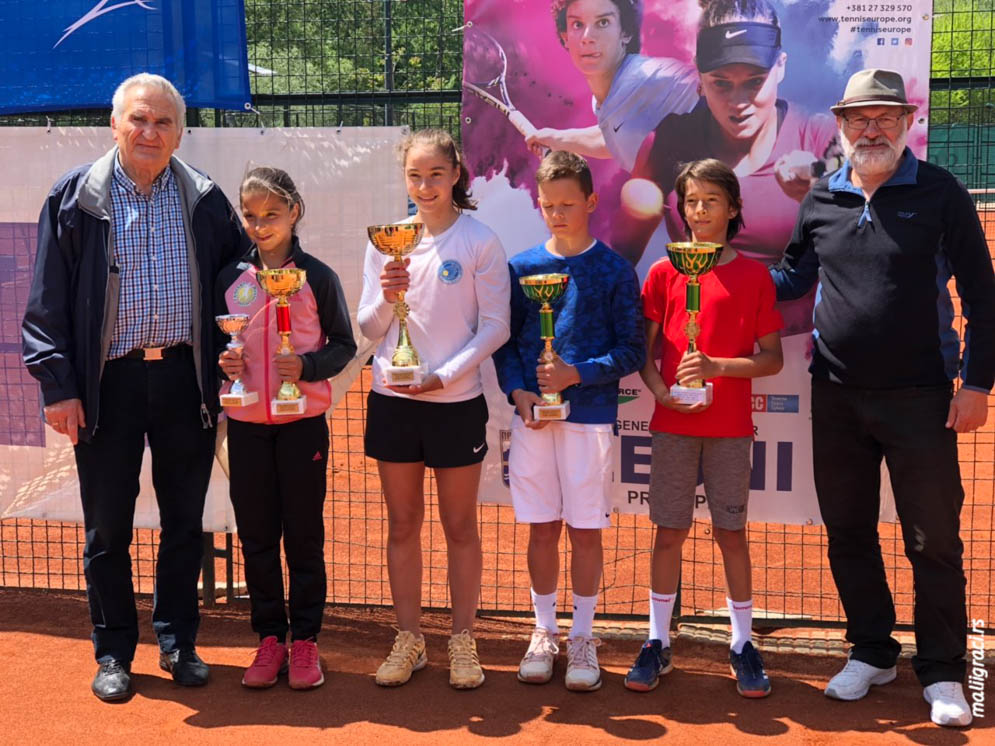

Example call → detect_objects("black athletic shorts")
364 391 489 468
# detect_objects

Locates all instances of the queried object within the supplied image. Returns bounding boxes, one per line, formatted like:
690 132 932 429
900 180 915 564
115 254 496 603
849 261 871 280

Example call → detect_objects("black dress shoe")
92 660 132 701
159 648 210 686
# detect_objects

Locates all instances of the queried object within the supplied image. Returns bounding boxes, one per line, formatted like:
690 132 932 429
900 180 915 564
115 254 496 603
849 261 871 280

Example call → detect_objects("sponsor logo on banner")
751 394 800 413
618 387 641 404
56 1 156 48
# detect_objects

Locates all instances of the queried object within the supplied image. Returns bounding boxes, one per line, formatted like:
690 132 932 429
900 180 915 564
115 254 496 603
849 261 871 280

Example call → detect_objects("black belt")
122 344 191 361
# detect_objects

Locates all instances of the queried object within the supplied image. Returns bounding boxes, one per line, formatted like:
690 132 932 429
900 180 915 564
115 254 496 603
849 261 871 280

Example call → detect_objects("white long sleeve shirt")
358 214 511 402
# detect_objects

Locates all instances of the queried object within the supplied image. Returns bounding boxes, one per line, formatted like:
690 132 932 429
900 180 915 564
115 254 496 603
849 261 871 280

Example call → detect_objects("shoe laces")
635 642 661 668
523 628 559 662
837 658 870 681
449 630 480 668
102 660 127 675
251 637 284 666
291 639 318 668
567 636 601 670
930 681 965 702
737 644 764 677
385 630 421 667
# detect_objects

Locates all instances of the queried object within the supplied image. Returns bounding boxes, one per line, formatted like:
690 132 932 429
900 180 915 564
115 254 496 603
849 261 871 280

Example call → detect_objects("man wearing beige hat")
772 68 995 727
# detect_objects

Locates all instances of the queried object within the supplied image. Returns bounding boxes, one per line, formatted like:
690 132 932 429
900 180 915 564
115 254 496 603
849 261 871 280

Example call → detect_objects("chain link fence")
1 0 993 630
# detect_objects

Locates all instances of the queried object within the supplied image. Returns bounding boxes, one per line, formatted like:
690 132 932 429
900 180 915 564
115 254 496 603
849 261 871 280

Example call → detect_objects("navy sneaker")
624 639 673 692
729 641 771 698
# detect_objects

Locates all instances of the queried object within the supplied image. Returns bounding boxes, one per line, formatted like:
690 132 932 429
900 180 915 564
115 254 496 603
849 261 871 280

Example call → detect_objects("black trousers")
811 379 967 685
74 348 216 664
227 414 329 642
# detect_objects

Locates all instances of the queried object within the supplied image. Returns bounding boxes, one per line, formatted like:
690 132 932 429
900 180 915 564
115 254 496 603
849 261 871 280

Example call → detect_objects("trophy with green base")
520 273 571 420
367 223 428 386
666 241 723 406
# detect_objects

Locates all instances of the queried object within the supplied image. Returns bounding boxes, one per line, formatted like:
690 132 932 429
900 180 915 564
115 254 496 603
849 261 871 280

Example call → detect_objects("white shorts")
508 418 614 529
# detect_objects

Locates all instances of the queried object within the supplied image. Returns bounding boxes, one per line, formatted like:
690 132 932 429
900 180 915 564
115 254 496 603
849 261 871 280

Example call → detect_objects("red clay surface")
1 588 989 745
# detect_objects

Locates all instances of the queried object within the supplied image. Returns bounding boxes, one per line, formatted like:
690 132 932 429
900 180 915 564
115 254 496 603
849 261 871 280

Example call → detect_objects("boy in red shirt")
625 159 783 697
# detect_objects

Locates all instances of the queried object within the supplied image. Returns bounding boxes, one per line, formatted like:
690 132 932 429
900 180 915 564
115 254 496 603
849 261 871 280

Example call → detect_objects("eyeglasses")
841 114 904 131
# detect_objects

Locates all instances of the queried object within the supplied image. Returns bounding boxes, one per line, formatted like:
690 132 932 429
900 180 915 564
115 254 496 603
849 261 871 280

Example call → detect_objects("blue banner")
0 1 251 114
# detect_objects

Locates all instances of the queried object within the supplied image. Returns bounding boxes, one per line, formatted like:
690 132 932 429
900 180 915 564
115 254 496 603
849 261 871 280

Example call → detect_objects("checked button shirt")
107 158 193 359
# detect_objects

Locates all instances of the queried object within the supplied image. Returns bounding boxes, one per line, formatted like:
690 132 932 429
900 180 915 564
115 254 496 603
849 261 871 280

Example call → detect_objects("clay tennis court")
1 588 991 744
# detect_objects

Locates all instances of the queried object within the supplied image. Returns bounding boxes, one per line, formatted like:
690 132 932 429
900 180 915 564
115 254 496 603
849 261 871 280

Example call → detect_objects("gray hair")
111 73 186 128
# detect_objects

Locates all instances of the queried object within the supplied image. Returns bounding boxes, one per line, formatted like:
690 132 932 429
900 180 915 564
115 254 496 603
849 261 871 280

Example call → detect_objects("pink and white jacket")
215 240 356 424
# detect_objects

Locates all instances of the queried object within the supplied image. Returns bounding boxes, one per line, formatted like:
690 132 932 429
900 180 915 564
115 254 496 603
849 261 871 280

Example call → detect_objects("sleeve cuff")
299 353 316 382
574 361 597 387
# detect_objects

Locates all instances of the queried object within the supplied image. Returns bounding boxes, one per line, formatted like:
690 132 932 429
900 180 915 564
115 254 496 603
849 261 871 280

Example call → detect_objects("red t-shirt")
642 253 783 437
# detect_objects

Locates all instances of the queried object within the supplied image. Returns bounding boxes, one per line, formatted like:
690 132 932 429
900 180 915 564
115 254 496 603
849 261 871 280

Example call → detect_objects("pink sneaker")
242 636 288 688
288 639 324 689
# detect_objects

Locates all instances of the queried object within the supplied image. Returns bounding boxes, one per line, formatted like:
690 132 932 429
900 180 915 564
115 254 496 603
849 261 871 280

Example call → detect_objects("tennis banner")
0 1 251 114
0 127 407 530
464 0 933 524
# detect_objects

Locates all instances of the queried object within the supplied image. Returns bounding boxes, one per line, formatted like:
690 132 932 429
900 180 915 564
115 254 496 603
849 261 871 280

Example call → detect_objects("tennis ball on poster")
620 178 664 219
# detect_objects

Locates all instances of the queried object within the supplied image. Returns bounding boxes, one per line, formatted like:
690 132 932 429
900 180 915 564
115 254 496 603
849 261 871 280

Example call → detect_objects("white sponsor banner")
0 127 407 530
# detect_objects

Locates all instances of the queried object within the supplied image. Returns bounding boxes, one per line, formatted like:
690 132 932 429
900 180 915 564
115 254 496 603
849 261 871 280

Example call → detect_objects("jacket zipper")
188 188 213 429
263 291 275 424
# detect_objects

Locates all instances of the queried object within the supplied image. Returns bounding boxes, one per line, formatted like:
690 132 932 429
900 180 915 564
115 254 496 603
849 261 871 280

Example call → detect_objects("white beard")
840 124 908 179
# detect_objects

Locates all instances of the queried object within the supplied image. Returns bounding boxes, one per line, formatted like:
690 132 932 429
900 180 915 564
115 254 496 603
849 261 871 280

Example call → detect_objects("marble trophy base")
669 382 713 406
220 390 259 408
533 400 570 421
384 363 427 386
271 395 308 416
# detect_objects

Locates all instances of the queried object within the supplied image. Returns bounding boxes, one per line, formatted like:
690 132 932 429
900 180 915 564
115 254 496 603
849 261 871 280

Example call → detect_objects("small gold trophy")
666 241 723 405
256 267 308 416
216 314 259 407
520 273 571 420
367 223 427 385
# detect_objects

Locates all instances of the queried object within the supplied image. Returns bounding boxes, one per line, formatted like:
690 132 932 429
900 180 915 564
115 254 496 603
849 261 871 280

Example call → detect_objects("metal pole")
384 0 394 126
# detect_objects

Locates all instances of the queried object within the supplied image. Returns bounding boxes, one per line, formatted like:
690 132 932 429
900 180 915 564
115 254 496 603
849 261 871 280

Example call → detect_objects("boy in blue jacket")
493 151 643 691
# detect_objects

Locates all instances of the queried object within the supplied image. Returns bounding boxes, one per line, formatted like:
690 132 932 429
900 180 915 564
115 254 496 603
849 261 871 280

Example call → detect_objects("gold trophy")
367 223 427 385
256 268 308 415
216 314 259 407
666 241 723 405
520 273 571 420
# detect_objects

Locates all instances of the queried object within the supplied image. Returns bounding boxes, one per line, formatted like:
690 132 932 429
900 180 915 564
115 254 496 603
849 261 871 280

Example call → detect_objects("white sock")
531 588 559 633
728 597 753 654
571 592 598 639
648 591 677 647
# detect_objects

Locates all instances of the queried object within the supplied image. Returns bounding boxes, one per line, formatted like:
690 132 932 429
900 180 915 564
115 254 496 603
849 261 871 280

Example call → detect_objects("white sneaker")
565 636 602 691
924 682 973 727
518 627 559 684
825 658 897 700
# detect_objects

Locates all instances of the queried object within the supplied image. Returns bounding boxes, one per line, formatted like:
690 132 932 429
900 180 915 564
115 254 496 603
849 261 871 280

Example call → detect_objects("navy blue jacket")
772 149 995 392
22 148 248 441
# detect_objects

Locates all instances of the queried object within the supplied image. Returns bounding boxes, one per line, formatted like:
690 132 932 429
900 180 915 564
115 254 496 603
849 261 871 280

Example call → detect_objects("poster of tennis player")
466 0 933 523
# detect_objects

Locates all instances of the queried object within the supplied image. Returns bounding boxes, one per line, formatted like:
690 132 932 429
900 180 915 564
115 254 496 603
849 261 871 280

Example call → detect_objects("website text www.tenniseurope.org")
819 15 913 35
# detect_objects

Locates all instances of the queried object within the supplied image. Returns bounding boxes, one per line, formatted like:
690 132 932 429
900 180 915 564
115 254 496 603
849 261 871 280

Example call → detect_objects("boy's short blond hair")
535 150 595 197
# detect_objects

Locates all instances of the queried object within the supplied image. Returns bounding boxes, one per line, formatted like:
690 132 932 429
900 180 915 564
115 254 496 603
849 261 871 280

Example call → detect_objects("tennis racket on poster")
462 26 540 140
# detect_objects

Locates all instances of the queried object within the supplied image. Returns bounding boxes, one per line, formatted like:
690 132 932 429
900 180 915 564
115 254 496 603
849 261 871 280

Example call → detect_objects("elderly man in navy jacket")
22 73 247 701
773 69 995 728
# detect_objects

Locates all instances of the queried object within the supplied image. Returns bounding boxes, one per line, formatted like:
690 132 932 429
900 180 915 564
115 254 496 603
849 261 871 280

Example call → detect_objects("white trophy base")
384 364 427 386
271 395 307 416
219 391 259 408
533 400 570 421
669 382 713 406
